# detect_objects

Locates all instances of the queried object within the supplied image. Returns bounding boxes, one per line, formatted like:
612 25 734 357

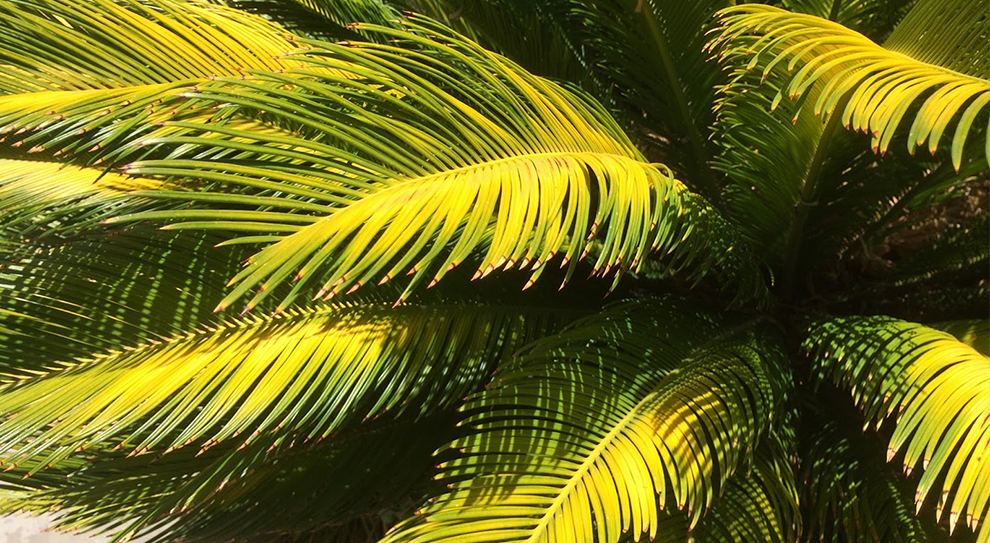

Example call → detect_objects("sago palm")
0 0 986 542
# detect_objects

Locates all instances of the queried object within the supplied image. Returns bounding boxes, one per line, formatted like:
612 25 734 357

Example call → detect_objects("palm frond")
931 319 990 356
0 17 763 311
712 1 990 170
693 428 802 543
15 414 458 543
804 316 990 538
0 298 576 471
0 0 305 94
711 40 836 255
780 0 916 41
380 300 790 543
228 0 401 43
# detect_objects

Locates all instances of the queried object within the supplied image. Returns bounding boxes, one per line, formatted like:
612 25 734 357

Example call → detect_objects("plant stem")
828 0 843 21
780 92 852 301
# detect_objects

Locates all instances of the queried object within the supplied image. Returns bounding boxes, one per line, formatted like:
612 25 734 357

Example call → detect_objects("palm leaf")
804 316 990 538
0 298 576 471
693 428 802 543
380 300 790 543
931 319 990 356
0 0 307 94
4 17 762 311
3 413 458 543
712 0 990 170
780 0 916 41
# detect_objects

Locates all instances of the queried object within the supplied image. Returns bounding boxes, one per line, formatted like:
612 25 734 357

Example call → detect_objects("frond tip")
805 316 990 538
711 4 990 170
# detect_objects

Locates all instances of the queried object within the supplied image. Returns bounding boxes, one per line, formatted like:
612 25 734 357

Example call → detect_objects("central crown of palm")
0 0 986 542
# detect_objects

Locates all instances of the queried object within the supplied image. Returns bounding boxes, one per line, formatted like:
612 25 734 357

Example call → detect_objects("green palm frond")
5 414 459 543
800 421 936 543
380 300 790 543
711 39 837 255
712 0 989 170
0 299 576 471
780 0 916 40
228 0 401 43
805 317 990 538
0 228 252 379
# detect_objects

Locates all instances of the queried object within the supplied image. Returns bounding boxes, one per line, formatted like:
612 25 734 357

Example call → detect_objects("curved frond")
712 2 990 170
2 17 762 311
0 0 303 94
804 316 990 538
380 301 790 543
0 299 576 471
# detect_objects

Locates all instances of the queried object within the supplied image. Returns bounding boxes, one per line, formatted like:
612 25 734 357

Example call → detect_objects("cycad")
0 0 986 542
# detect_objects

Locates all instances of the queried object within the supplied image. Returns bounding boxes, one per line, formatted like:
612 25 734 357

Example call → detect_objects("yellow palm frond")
805 317 990 539
0 0 305 93
0 301 575 472
711 3 989 170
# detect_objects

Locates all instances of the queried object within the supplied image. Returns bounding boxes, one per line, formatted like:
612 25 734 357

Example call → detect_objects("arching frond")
0 17 763 311
0 0 305 94
380 301 790 543
0 299 576 471
712 1 990 170
805 317 990 539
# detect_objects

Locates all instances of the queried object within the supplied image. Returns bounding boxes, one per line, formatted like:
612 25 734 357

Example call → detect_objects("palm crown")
0 0 986 542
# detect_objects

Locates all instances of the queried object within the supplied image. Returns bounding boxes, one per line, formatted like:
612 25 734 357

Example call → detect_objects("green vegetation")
0 0 986 541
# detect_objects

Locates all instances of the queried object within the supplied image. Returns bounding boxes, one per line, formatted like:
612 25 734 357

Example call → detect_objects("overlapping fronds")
712 1 990 170
780 0 916 41
693 428 802 543
801 421 935 543
381 300 790 543
805 317 990 539
0 299 576 472
0 229 251 378
0 0 306 94
0 16 764 311
0 159 176 241
711 38 833 254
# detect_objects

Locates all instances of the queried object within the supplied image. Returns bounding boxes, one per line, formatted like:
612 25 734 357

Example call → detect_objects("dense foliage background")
0 0 986 542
